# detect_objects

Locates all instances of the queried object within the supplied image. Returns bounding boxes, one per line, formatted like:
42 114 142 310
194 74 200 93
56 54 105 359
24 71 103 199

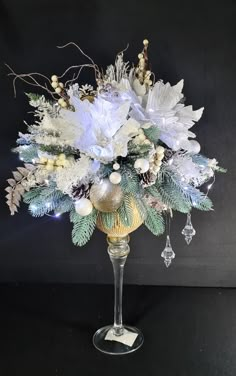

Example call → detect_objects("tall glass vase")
93 235 144 355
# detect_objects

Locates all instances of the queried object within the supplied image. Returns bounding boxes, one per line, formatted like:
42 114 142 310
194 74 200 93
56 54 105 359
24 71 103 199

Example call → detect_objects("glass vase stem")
93 235 144 355
107 235 130 336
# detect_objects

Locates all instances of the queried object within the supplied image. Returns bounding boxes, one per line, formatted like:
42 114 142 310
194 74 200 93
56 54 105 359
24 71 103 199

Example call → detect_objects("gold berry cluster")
38 153 70 171
51 75 69 108
149 146 165 175
135 39 152 86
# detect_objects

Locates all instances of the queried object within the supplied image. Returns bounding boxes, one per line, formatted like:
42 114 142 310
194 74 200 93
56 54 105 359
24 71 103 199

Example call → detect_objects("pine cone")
139 171 156 187
71 184 91 199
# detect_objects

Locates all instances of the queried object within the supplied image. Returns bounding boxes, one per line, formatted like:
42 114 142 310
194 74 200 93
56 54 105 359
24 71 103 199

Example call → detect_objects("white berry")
113 163 120 170
75 198 93 216
138 133 146 142
139 58 145 66
109 172 121 185
51 75 58 82
60 100 68 108
55 87 62 94
153 166 160 174
51 81 58 89
155 159 162 167
45 164 54 171
134 158 150 174
156 146 165 155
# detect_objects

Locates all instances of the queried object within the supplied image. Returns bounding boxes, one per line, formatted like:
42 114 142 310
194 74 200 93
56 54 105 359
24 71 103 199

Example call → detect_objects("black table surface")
0 284 235 376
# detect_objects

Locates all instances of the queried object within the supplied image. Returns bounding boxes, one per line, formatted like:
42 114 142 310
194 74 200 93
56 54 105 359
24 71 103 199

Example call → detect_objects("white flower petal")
172 79 184 93
146 80 184 112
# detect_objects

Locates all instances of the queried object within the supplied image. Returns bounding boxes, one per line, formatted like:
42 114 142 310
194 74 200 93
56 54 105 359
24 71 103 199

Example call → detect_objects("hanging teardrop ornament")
181 213 196 245
161 235 175 268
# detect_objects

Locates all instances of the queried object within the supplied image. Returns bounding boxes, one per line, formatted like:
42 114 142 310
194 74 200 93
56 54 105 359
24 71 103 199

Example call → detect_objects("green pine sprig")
144 205 165 236
13 144 38 163
100 211 116 229
70 208 98 246
117 194 134 227
23 185 73 217
120 165 143 196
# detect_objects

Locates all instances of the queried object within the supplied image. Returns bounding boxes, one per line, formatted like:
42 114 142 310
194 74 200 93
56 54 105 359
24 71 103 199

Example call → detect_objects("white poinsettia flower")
146 79 184 112
61 94 140 162
129 79 204 151
113 77 148 107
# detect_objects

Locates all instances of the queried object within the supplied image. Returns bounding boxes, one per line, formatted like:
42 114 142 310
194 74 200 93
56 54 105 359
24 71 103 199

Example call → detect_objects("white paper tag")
105 328 138 347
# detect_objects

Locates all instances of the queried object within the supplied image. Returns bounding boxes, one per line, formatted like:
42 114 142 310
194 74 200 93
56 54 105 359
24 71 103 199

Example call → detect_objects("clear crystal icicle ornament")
161 235 175 267
181 212 196 245
161 211 175 267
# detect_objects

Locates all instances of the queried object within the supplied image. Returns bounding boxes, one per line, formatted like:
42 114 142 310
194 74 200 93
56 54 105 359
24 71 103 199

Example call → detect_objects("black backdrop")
0 0 235 286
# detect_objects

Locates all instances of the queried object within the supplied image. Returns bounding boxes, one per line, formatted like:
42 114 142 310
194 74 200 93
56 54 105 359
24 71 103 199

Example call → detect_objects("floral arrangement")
5 39 225 266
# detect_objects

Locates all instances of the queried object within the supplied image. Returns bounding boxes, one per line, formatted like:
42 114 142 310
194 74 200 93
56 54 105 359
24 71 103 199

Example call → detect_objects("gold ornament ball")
97 195 144 236
90 179 124 213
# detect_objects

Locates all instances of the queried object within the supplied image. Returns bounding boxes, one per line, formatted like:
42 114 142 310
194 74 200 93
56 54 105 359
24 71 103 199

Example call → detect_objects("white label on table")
105 328 138 347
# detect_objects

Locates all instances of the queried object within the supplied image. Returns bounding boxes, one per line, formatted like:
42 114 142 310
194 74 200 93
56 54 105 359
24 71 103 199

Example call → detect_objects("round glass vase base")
93 325 144 355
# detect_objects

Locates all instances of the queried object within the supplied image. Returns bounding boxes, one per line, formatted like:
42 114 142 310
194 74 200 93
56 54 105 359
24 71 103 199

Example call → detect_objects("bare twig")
57 41 96 67
5 64 57 99
57 42 101 81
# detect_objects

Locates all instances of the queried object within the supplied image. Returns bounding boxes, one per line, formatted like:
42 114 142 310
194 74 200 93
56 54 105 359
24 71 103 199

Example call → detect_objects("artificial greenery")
23 185 73 217
120 165 142 195
128 142 152 158
26 93 60 118
13 144 38 162
144 204 165 236
25 93 42 102
100 211 115 229
39 144 80 156
143 126 159 143
144 168 212 214
70 208 98 246
117 194 134 227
